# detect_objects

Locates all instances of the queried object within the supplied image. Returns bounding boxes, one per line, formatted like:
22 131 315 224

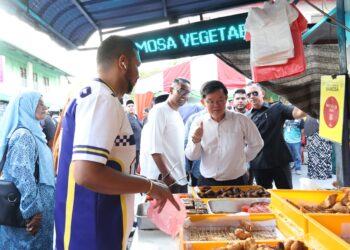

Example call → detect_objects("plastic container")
180 213 308 250
207 198 271 214
136 203 158 230
269 189 344 233
192 185 269 203
305 214 350 250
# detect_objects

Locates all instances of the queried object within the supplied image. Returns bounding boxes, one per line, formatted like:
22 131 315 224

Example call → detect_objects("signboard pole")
334 0 350 187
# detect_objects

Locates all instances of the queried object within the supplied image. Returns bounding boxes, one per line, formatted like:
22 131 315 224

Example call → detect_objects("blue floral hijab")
0 91 55 187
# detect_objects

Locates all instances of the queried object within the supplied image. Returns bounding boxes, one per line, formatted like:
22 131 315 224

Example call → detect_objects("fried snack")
340 190 350 206
284 238 307 250
290 240 306 250
226 242 244 250
240 220 255 232
321 193 338 208
284 238 294 250
332 202 350 213
300 204 323 213
256 246 275 250
234 228 252 240
243 238 258 250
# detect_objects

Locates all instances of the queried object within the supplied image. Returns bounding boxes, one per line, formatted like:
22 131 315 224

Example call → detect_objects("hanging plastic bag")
147 194 186 237
245 0 298 67
250 4 308 82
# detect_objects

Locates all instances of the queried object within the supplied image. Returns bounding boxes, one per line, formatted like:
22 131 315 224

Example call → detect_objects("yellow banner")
319 75 345 144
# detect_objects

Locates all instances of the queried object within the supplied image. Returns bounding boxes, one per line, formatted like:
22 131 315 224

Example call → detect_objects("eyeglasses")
205 99 226 106
176 88 191 97
246 91 259 98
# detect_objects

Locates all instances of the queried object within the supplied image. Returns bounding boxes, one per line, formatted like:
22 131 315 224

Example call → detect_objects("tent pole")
335 0 350 187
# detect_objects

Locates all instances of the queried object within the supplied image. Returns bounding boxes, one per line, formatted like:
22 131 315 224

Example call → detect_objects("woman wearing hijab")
0 91 55 249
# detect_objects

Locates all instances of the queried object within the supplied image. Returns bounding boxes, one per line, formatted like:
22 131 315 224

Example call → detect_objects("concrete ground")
291 151 336 190
291 163 336 190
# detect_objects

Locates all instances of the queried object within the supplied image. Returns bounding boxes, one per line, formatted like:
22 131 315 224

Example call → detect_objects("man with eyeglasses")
245 83 306 189
141 78 190 193
232 88 248 114
185 80 263 186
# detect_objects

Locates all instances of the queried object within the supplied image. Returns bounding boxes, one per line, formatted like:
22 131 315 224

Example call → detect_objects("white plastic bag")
245 0 298 66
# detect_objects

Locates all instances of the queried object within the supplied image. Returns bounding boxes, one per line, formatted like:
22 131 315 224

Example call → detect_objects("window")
20 66 27 87
33 73 38 82
43 76 50 92
20 67 27 79
43 76 49 85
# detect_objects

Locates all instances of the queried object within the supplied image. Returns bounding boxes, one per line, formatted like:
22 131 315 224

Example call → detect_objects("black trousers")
158 174 188 194
197 174 248 186
252 166 292 189
247 168 254 185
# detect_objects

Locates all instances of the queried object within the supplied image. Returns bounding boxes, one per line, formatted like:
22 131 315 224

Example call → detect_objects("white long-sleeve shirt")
185 111 263 181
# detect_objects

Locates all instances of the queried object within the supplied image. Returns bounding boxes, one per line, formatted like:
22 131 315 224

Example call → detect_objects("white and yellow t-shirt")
55 79 136 250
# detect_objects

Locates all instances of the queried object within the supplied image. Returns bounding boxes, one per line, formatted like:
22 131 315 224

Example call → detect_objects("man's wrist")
145 179 153 195
161 172 171 180
192 136 201 144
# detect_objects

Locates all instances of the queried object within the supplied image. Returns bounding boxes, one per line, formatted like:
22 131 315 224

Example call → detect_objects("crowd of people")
0 35 334 250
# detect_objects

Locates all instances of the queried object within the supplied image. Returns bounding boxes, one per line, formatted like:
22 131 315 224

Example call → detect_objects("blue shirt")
284 119 304 143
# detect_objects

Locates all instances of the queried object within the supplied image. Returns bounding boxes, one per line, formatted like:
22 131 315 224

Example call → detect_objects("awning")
134 54 248 95
0 0 265 50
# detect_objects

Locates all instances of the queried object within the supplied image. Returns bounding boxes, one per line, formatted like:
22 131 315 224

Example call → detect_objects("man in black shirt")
245 83 306 189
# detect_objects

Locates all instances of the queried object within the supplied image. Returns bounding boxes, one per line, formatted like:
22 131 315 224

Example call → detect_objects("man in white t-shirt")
54 36 179 250
141 78 190 193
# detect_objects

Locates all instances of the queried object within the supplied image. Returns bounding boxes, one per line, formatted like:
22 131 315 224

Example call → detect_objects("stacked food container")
180 185 309 250
269 189 350 250
136 186 350 249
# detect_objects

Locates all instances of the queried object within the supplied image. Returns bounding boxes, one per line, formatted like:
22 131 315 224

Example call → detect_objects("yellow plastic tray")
305 214 350 250
191 185 267 203
269 189 344 233
180 213 308 250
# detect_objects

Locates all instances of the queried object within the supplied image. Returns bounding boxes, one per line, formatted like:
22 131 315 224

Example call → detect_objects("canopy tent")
134 54 248 119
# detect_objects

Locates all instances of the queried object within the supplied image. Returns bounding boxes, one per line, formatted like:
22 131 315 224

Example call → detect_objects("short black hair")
97 35 137 68
200 80 228 98
126 99 134 106
154 94 169 104
246 82 263 91
233 88 246 97
172 77 190 87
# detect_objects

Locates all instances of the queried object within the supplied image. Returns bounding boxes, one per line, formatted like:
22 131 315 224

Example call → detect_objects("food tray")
192 186 270 203
269 189 344 234
180 214 308 250
207 198 271 214
182 198 209 215
305 214 350 250
136 202 158 230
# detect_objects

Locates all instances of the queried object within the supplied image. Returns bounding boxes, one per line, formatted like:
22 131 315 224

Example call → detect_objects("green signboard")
129 13 249 62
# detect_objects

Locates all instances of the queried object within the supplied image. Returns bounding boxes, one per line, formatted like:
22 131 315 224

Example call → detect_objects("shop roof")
0 0 266 50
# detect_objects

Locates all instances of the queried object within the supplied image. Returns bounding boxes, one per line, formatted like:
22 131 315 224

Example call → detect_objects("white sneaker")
295 170 302 175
